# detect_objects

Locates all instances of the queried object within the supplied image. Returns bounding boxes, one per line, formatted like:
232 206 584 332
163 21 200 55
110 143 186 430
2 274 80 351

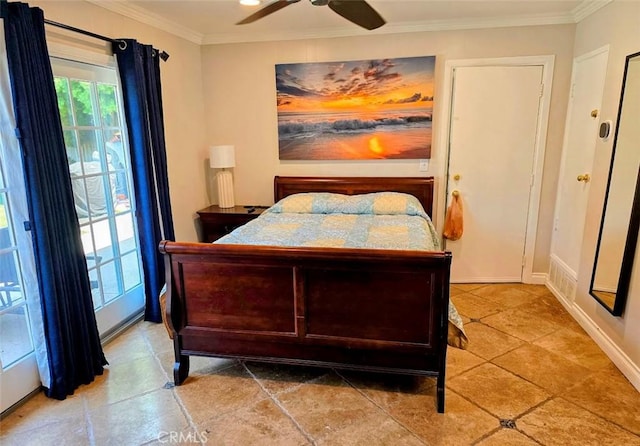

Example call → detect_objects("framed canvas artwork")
276 56 435 160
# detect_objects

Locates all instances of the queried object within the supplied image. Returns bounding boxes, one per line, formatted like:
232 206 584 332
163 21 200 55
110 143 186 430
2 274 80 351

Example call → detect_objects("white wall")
31 0 208 242
572 0 640 388
201 24 576 274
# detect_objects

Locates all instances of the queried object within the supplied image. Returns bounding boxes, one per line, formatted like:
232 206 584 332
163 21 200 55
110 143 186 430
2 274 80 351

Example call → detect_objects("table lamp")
209 145 236 208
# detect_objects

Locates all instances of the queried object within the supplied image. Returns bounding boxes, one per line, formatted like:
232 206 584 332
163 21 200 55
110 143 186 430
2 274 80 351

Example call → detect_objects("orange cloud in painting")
276 58 434 114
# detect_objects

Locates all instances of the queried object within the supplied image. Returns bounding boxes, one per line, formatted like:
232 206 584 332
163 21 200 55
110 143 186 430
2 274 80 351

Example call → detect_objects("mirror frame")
589 50 640 316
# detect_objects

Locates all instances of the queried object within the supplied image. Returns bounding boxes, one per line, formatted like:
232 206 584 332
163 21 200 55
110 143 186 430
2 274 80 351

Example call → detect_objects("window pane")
0 305 33 367
116 213 136 252
80 225 97 260
89 268 101 310
105 130 125 171
0 194 7 227
54 77 73 127
104 131 129 202
77 129 101 164
0 249 20 295
122 252 141 292
93 219 116 263
70 79 96 126
70 173 92 220
100 261 121 304
86 173 115 219
97 83 120 127
64 130 80 165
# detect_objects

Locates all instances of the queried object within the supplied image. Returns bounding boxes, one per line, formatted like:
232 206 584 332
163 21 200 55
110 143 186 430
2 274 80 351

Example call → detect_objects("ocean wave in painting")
278 114 432 139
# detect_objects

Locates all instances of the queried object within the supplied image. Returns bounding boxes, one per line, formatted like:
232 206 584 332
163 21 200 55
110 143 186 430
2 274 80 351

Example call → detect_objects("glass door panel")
0 156 40 413
52 57 144 336
0 204 33 366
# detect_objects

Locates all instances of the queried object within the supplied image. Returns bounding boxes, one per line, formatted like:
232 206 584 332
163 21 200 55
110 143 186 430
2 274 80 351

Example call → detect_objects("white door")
551 47 609 278
446 65 543 282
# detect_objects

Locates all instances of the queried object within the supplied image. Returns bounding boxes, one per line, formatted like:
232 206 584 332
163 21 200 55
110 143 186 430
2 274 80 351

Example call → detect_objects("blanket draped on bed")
216 192 468 349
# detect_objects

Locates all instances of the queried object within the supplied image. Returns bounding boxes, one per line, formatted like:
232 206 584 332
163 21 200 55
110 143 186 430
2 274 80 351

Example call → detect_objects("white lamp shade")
209 145 235 168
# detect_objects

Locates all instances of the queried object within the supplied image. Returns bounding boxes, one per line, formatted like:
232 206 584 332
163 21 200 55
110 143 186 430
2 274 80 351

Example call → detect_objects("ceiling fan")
236 0 386 30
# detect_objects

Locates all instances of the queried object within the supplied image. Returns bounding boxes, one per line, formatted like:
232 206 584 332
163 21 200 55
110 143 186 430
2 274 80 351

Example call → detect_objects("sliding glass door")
0 158 41 412
51 57 144 336
0 24 43 413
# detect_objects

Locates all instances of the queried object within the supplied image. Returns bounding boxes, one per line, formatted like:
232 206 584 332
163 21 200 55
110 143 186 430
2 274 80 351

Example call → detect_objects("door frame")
549 45 609 283
435 55 555 284
49 43 146 338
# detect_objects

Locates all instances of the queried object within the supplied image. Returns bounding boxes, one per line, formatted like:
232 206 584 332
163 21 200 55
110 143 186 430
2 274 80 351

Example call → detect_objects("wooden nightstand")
197 205 267 242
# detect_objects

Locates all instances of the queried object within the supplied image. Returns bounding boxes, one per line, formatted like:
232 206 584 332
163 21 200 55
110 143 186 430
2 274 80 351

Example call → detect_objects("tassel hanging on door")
443 190 464 241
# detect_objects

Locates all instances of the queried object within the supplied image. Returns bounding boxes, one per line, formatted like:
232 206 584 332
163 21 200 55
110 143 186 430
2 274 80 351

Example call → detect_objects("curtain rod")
44 18 170 61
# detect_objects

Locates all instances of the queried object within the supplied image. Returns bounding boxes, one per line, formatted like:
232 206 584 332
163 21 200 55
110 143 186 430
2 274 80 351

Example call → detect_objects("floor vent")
548 256 577 302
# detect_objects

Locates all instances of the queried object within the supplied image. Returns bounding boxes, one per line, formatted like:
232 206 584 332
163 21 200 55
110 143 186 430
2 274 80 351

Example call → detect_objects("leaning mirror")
590 50 640 316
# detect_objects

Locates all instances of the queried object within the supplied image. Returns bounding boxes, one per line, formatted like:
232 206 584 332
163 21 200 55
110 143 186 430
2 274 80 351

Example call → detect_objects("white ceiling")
86 0 611 45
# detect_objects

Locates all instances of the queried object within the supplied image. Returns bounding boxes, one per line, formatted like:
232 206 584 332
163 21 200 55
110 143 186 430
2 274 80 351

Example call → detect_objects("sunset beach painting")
276 56 435 160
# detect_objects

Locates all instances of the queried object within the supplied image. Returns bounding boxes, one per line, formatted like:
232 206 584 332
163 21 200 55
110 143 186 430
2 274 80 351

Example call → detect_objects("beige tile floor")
1 283 640 445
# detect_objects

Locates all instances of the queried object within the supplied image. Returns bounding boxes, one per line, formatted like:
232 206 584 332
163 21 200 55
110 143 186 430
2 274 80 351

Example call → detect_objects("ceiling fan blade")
236 0 302 25
328 0 385 30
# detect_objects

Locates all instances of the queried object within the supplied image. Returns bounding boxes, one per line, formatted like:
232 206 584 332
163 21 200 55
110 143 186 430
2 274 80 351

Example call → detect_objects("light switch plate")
419 159 429 171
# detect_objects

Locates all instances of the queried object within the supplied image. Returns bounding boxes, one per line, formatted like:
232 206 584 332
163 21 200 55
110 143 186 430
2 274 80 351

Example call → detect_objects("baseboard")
451 273 547 285
450 276 521 284
547 281 640 392
526 272 547 285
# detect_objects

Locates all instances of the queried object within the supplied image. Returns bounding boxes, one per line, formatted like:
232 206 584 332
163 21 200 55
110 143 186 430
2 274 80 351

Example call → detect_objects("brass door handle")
577 173 591 183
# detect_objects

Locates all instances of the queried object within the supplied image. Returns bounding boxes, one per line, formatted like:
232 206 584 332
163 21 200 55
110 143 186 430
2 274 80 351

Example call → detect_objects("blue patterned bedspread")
216 192 468 348
217 192 440 250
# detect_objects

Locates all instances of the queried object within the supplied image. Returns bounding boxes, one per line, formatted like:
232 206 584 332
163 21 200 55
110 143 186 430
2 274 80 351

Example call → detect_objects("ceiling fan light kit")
236 0 385 30
239 0 262 5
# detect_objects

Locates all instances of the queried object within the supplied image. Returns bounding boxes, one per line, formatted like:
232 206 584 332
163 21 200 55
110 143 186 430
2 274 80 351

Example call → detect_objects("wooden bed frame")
160 176 452 412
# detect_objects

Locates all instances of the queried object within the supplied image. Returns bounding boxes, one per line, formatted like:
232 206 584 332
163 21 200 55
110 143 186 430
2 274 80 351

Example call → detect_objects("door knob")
577 173 591 183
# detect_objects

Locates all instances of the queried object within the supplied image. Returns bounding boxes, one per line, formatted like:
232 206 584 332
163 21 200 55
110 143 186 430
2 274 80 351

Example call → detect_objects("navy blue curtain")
2 2 106 399
114 40 174 323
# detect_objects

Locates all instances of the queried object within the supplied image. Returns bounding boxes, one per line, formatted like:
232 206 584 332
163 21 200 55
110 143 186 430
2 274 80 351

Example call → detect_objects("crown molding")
201 13 576 45
85 0 613 47
85 0 204 44
572 0 613 22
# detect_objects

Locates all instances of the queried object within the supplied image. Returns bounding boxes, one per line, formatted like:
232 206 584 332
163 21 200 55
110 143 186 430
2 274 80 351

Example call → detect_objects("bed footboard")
159 240 451 412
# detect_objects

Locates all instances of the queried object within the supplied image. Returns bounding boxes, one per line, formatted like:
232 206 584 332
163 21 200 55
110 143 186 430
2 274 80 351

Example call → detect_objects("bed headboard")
274 176 435 217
